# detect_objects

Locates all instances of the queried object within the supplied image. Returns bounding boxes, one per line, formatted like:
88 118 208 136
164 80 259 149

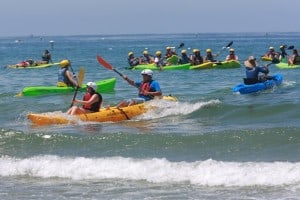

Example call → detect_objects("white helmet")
141 69 153 77
86 82 97 91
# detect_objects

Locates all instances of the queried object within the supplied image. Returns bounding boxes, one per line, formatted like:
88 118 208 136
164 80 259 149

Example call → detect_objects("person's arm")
122 75 135 86
66 70 78 87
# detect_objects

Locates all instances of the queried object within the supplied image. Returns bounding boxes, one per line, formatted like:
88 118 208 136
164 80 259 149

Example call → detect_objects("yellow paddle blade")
77 67 84 87
15 92 23 97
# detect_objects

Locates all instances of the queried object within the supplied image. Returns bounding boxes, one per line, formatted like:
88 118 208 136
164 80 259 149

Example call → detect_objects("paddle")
97 55 156 99
216 41 233 57
70 67 84 108
97 55 124 77
177 43 184 49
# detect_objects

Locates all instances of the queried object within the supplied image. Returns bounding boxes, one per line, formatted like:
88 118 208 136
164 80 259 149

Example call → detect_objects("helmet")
128 52 134 56
181 49 187 54
141 69 153 77
166 46 171 50
143 50 148 54
60 59 70 67
269 47 274 50
206 48 212 53
86 82 97 91
229 48 235 52
156 51 162 56
193 49 200 53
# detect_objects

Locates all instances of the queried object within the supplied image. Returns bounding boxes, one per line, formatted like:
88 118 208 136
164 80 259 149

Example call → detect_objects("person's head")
86 82 97 93
44 49 49 53
244 56 258 68
279 45 286 50
193 49 200 54
155 51 162 57
143 50 148 55
166 46 171 51
206 49 212 54
229 48 235 54
128 52 134 57
293 49 298 55
181 49 187 54
141 69 153 81
60 59 70 68
269 47 275 52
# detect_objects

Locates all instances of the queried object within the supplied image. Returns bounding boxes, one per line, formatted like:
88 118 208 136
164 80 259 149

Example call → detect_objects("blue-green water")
1 33 300 199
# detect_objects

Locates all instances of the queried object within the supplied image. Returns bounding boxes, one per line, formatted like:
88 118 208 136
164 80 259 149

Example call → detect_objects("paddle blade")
77 67 85 87
287 45 294 50
226 41 233 48
96 55 124 77
178 43 184 48
97 55 113 70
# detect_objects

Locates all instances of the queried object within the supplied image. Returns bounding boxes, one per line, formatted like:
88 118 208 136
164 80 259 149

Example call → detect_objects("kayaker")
243 56 269 84
139 50 154 64
264 47 279 60
117 69 162 108
278 45 288 61
154 51 166 70
288 49 300 65
41 49 52 64
204 48 219 63
67 82 103 115
165 46 177 59
178 49 190 64
57 59 78 87
15 59 36 67
190 49 204 65
225 48 239 61
127 52 140 67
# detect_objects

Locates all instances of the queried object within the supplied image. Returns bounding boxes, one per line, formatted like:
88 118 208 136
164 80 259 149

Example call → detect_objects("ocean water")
0 33 300 199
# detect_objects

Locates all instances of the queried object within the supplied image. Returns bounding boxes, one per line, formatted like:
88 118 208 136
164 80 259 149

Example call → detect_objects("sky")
0 0 299 37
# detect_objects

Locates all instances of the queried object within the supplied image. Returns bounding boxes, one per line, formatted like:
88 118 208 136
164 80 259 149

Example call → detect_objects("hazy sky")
0 0 299 36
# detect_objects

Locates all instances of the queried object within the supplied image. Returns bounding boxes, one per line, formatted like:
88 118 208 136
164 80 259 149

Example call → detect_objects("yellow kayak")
189 62 214 70
28 96 177 126
261 56 272 61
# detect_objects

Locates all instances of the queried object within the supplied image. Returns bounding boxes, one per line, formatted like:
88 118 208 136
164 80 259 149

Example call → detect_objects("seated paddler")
57 59 78 87
244 56 269 85
117 69 162 108
67 82 103 115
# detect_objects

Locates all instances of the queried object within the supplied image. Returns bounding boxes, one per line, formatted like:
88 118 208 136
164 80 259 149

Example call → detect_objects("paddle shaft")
70 67 84 108
216 41 233 57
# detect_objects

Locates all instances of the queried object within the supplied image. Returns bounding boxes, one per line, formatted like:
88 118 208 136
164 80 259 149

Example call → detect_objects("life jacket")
293 55 300 65
141 55 152 64
82 92 102 112
57 68 73 87
191 54 203 65
205 54 215 62
179 54 190 64
128 57 139 66
155 56 166 67
139 80 154 99
227 54 236 60
42 53 51 63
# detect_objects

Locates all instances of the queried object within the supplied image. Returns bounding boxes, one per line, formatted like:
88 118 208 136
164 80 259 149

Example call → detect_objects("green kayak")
17 77 116 97
276 62 300 69
7 62 60 69
213 60 241 69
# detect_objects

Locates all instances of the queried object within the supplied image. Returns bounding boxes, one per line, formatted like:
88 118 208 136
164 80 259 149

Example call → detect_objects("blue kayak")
232 74 283 94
